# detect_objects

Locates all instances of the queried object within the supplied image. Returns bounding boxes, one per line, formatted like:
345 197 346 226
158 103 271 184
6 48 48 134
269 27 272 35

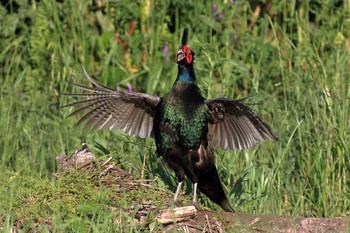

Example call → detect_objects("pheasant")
64 45 277 212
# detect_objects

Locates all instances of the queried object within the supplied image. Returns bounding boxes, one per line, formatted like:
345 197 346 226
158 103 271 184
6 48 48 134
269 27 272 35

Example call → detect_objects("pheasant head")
177 45 195 65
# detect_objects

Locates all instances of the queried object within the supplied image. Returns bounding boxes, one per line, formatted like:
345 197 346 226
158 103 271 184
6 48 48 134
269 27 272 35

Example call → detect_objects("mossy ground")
0 159 174 232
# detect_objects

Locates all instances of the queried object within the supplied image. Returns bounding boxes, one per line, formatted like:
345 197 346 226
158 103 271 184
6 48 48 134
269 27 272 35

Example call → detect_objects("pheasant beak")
177 49 186 63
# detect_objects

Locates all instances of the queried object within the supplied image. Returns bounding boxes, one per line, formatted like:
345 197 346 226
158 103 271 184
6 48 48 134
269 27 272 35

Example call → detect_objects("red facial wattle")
183 45 190 53
183 46 193 64
177 45 193 64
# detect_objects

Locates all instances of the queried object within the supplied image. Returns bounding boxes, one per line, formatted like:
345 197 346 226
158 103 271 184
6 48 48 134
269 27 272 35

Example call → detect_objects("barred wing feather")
62 67 160 138
205 97 277 150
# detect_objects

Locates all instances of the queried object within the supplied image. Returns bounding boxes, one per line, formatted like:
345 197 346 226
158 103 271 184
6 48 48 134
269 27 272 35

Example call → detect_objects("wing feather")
98 114 113 130
62 67 161 138
206 97 277 150
225 116 237 149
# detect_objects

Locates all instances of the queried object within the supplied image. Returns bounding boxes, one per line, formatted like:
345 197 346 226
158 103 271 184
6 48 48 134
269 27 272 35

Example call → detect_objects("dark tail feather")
198 165 234 212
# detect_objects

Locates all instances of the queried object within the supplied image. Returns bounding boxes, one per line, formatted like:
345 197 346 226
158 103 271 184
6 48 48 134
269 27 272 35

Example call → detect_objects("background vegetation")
1 0 349 231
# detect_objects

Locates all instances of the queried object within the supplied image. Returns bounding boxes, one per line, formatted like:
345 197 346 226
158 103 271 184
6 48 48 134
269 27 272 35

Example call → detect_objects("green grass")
1 0 350 231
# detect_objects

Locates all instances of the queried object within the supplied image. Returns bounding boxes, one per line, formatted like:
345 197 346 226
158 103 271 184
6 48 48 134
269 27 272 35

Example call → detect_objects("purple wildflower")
212 3 217 17
126 83 133 93
116 83 132 93
163 45 170 62
163 45 169 53
232 34 241 51
212 3 224 20
230 0 235 3
218 11 224 20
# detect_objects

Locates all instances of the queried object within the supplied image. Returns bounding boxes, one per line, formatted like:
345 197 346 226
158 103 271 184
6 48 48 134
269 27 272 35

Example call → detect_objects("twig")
101 156 113 166
204 214 212 233
178 223 203 231
99 164 114 178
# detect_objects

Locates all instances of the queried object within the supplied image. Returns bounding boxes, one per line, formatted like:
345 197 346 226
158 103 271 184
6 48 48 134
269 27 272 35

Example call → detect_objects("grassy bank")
1 0 349 231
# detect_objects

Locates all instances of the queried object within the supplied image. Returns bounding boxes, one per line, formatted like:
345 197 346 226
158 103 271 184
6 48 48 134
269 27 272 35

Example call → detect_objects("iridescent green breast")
155 83 208 155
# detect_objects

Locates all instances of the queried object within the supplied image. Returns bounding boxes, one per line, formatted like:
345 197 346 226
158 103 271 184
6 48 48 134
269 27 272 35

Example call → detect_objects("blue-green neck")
176 64 196 83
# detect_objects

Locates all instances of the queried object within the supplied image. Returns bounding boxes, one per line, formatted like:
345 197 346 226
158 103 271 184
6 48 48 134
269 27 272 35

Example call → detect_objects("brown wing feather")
62 67 161 138
206 97 277 150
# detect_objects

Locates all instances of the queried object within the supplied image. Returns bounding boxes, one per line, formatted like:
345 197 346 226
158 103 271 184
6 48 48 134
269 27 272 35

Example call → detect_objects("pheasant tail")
197 165 234 212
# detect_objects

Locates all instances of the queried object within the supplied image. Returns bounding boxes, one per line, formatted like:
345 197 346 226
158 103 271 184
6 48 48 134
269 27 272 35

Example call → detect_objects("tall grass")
1 0 349 230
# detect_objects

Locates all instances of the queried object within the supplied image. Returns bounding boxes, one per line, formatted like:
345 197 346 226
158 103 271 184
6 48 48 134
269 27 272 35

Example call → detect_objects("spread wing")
62 67 161 138
205 97 277 150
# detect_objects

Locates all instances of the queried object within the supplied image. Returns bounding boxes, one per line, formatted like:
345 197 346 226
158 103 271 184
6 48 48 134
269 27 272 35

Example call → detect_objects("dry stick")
101 156 113 166
177 223 203 231
99 165 114 178
213 217 222 233
204 214 212 233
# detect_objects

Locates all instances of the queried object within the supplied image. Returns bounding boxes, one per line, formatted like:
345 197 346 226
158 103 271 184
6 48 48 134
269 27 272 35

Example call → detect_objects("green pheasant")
64 45 277 212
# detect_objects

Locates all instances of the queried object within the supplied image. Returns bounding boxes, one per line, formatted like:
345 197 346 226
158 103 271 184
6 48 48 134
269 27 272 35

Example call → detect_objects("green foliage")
1 0 350 230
